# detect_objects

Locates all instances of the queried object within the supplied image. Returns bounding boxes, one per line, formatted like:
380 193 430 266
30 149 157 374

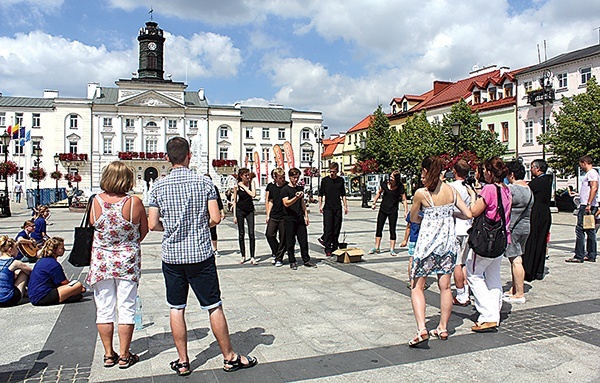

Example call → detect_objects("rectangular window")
557 72 568 88
168 119 177 129
146 138 157 152
15 113 23 126
487 123 495 133
262 127 270 139
278 128 285 140
32 113 41 128
488 88 496 101
503 84 513 97
501 122 509 142
189 120 198 129
524 120 534 144
261 174 267 185
301 148 312 163
402 101 408 112
0 112 5 127
523 81 532 92
31 140 41 154
302 129 310 141
125 118 135 128
219 147 228 160
13 142 24 155
103 117 112 127
245 127 253 139
17 167 24 182
245 148 253 163
125 138 135 152
69 114 78 129
262 148 270 162
473 91 481 104
220 126 228 139
69 141 78 154
103 138 112 154
580 67 591 85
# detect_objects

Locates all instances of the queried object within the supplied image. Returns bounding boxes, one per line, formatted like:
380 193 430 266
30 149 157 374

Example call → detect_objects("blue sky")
1 0 599 133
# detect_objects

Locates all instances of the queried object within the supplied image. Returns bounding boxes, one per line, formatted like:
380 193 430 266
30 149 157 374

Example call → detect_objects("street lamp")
359 135 369 208
307 148 315 201
451 122 461 156
33 145 42 207
314 125 327 192
0 132 11 217
53 153 60 203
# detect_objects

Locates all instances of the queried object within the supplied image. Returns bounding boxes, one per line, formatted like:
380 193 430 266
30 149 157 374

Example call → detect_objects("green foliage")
359 105 399 173
396 112 447 176
539 77 600 176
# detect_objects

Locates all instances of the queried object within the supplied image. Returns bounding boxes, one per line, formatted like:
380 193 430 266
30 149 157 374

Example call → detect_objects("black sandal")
118 353 139 369
103 352 118 368
170 359 191 376
223 354 258 372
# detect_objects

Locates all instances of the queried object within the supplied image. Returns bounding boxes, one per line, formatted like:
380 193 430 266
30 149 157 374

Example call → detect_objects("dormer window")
402 101 408 112
504 83 513 97
473 91 481 104
488 87 496 101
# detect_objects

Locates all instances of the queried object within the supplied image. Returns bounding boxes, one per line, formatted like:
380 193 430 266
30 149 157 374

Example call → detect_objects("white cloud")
0 0 64 27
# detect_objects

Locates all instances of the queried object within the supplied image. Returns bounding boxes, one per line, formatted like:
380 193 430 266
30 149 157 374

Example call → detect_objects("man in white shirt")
450 160 474 305
567 155 599 263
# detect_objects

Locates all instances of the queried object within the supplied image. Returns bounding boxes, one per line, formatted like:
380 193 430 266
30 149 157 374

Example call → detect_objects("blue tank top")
0 258 15 303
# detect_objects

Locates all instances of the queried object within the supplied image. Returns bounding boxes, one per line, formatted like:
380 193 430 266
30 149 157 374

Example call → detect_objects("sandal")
223 354 258 372
390 249 398 256
565 257 584 263
240 257 246 264
429 328 449 340
250 257 258 265
103 352 118 368
118 353 139 369
452 297 470 306
408 328 429 347
368 248 380 254
170 359 191 376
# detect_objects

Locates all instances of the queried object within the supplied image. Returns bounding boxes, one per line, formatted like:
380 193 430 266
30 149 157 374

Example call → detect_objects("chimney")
198 88 205 101
433 81 452 95
87 82 99 99
43 89 59 98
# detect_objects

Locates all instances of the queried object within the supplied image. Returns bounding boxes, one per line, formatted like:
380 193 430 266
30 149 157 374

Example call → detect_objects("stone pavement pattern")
0 200 599 383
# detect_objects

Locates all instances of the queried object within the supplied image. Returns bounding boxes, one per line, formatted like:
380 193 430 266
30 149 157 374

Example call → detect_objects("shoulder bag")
467 185 508 258
68 194 96 267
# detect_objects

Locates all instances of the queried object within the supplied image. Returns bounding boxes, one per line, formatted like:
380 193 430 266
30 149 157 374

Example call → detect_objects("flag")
9 123 20 139
19 129 31 146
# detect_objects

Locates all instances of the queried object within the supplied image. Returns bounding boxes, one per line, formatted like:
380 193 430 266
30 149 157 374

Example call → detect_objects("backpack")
467 185 507 258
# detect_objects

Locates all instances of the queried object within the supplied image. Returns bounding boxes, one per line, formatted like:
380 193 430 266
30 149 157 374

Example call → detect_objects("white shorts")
93 278 138 324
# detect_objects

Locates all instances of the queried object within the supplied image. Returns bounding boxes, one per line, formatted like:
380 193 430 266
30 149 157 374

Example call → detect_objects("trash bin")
0 191 11 217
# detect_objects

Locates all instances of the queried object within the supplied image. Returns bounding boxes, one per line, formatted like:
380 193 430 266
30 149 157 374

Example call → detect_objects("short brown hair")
100 161 134 194
329 162 339 171
40 237 64 258
22 220 34 229
579 155 593 165
288 167 301 177
166 137 190 165
452 160 470 178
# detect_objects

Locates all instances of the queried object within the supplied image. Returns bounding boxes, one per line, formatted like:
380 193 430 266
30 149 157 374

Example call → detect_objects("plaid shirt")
148 167 217 264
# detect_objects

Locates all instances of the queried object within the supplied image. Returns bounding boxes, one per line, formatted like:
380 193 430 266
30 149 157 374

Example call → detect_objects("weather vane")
149 6 154 21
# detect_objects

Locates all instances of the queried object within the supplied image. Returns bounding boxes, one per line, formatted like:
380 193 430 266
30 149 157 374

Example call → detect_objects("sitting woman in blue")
0 236 32 307
30 206 51 246
15 220 38 262
28 237 85 306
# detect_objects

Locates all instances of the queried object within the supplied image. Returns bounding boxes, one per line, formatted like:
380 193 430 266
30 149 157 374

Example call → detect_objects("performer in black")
318 162 348 257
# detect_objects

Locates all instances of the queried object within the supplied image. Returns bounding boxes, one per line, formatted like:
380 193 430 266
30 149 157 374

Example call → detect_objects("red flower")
0 161 18 177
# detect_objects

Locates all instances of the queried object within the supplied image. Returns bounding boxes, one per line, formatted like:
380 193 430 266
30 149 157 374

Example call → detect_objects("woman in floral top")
87 161 148 369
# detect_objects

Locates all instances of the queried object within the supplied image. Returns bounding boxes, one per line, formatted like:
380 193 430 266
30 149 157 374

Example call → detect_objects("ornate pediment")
116 90 184 108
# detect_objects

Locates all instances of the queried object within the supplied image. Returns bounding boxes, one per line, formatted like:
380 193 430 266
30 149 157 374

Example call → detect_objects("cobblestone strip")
0 365 91 383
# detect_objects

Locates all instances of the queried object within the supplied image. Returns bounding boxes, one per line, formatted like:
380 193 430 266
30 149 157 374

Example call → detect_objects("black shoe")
325 252 332 257
290 263 298 270
318 237 325 247
584 257 596 262
565 257 584 263
304 262 317 268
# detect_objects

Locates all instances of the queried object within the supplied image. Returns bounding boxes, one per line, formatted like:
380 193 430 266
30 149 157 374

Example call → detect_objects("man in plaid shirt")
148 137 257 376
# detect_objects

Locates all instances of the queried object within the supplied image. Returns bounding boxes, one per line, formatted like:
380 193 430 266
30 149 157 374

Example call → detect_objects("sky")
0 0 599 134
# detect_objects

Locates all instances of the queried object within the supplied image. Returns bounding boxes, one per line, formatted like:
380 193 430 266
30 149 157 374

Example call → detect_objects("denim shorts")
162 257 222 310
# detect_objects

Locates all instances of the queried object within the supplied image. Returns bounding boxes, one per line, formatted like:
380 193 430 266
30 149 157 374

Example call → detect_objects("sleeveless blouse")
411 188 458 278
236 184 255 212
86 195 141 286
0 258 16 302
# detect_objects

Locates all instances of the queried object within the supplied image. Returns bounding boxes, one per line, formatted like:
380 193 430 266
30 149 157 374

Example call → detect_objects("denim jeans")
575 205 598 260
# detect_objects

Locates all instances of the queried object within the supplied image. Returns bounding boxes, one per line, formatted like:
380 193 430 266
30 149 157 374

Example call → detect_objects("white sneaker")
275 261 283 267
271 256 276 264
214 250 220 257
503 295 526 304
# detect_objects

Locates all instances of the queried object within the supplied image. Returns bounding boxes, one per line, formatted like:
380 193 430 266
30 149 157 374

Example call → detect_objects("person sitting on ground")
0 236 32 307
15 220 38 262
27 237 85 306
30 206 50 246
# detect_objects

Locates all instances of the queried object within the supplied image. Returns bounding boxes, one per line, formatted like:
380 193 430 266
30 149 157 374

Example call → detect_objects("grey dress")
505 184 533 258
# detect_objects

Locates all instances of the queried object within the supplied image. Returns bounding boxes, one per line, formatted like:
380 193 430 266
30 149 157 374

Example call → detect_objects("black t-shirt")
282 184 304 221
319 176 346 210
379 180 404 215
267 182 287 219
214 185 224 211
236 184 254 212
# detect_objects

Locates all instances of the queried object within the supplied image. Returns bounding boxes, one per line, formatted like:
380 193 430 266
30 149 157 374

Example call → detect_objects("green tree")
358 105 399 173
441 99 506 161
396 111 447 176
539 76 600 176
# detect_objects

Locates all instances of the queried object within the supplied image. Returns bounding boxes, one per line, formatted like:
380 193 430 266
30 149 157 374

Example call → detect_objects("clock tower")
137 21 166 80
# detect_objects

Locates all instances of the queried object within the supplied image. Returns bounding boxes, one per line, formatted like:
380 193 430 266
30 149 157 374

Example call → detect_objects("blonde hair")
100 161 134 194
22 220 34 229
36 205 49 219
0 236 16 254
40 237 64 258
273 167 285 177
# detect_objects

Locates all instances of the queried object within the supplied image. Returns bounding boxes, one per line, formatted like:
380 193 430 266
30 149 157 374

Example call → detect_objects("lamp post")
539 70 553 161
0 132 11 217
451 122 461 156
307 148 315 201
33 145 42 207
359 135 369 208
314 125 327 192
53 154 60 203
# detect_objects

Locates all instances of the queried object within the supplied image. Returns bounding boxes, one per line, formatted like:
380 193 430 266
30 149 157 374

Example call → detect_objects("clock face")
148 42 157 51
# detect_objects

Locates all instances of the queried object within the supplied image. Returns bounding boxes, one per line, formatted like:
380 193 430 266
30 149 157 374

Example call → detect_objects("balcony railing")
527 88 555 106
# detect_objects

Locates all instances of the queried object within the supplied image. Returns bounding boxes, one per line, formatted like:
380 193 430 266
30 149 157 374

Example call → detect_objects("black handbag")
467 185 507 258
68 194 96 267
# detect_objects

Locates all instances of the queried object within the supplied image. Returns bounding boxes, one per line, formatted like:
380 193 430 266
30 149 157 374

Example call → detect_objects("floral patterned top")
86 195 141 286
411 188 458 278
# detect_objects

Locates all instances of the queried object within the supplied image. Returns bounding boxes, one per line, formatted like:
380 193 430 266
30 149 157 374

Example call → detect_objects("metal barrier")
26 188 67 209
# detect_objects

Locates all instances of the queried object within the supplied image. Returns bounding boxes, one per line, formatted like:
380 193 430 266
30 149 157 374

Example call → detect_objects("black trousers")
236 208 255 258
266 217 286 261
285 219 310 264
375 209 398 240
323 208 343 253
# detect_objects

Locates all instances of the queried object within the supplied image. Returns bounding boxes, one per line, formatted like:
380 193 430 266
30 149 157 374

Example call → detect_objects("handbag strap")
79 194 96 228
495 185 506 232
509 190 533 232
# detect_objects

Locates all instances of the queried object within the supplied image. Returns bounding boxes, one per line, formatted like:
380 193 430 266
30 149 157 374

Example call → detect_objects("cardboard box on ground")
333 248 364 263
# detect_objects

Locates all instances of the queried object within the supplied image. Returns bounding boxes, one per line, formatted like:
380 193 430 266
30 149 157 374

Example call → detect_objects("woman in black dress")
523 159 552 281
370 170 408 255
233 168 257 264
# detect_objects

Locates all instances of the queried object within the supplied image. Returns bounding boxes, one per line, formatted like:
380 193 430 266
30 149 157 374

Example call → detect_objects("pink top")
479 183 512 243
